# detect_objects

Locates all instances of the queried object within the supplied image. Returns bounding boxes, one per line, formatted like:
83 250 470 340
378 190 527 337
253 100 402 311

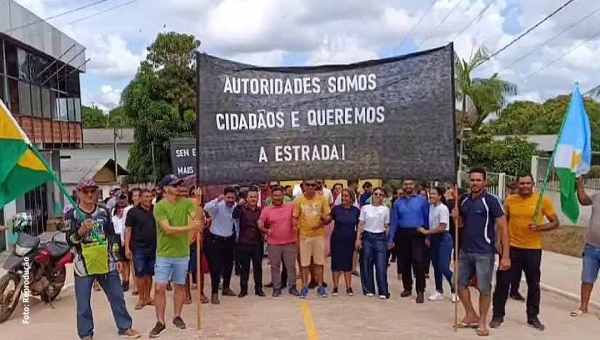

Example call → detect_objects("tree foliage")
485 95 600 150
463 134 538 175
455 47 517 132
121 32 199 183
81 105 107 128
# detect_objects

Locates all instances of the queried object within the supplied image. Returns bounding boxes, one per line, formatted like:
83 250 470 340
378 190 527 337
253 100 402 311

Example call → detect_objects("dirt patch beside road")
542 225 586 258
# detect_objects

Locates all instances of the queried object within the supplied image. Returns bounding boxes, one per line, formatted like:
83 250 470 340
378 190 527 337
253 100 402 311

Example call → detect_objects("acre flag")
553 85 592 223
0 100 53 208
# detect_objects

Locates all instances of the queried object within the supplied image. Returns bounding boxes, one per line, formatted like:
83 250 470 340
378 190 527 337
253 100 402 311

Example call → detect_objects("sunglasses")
304 183 316 187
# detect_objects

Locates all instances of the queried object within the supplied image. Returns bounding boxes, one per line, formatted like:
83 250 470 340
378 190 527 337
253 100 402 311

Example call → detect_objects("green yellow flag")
0 100 54 208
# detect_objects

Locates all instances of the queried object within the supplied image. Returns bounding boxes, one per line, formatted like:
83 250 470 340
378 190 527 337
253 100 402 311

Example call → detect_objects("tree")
121 32 199 183
455 47 517 132
463 134 538 175
486 95 600 150
108 106 132 128
81 105 107 128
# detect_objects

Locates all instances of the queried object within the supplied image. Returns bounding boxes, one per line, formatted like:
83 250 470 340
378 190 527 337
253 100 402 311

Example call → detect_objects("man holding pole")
490 174 558 331
453 168 509 337
150 175 203 338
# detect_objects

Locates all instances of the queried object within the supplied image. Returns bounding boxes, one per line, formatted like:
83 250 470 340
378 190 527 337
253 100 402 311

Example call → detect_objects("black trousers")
204 233 235 294
493 247 542 319
449 226 464 260
392 232 402 275
397 228 427 293
281 266 288 287
236 243 264 293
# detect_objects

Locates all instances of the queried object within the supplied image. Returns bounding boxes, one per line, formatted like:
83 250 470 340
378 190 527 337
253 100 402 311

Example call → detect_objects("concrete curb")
539 281 600 309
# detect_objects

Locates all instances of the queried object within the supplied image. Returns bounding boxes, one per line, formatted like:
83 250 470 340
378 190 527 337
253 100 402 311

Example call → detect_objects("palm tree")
455 47 518 132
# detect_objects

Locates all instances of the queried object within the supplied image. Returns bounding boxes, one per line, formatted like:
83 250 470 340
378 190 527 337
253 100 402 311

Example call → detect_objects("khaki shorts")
299 236 326 267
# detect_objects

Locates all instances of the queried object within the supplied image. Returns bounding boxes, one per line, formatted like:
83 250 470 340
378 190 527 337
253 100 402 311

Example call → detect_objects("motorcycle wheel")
41 267 66 303
0 273 22 323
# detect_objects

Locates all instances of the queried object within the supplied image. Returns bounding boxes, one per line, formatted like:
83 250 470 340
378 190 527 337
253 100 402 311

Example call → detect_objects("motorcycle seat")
47 241 71 258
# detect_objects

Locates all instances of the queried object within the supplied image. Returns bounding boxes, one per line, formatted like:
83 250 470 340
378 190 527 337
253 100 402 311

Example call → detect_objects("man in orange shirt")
490 174 559 331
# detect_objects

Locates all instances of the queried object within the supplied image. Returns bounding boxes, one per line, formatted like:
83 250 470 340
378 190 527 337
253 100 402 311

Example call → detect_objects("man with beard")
454 168 509 337
490 174 558 331
388 179 429 303
204 187 238 304
233 188 265 297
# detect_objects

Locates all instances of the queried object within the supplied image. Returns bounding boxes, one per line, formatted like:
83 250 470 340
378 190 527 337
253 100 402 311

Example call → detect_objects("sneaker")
428 292 444 301
332 288 339 296
366 293 374 297
300 287 309 299
149 322 166 338
379 295 387 300
528 318 545 331
272 288 282 297
172 316 186 329
400 290 411 298
317 286 328 298
289 286 300 296
451 293 459 303
489 317 504 329
346 288 354 296
416 292 424 303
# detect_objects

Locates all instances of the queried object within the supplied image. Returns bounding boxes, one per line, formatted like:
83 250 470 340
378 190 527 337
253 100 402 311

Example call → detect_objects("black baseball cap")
159 174 184 187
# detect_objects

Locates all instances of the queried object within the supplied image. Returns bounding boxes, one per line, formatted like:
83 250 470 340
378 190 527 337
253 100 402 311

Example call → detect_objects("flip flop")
476 328 490 337
455 322 479 329
570 309 586 317
200 296 210 304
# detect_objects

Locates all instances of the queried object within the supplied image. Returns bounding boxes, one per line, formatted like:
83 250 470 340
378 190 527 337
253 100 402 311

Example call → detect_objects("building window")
0 75 5 105
65 70 81 96
4 41 18 78
7 78 19 113
41 88 51 119
18 49 31 81
31 85 42 117
50 90 57 119
74 97 81 122
67 97 74 121
0 41 5 76
57 97 68 121
19 81 31 115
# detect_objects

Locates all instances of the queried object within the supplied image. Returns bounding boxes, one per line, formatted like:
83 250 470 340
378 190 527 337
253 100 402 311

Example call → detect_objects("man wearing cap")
66 179 140 340
150 175 203 338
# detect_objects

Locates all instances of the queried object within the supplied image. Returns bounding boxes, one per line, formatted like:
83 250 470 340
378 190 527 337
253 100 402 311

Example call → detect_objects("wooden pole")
453 184 459 332
196 217 203 330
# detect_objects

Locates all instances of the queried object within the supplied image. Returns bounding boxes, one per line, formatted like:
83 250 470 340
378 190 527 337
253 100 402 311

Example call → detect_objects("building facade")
0 0 85 252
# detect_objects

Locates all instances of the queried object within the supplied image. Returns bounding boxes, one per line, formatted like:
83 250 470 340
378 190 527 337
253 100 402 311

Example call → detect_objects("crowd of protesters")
58 168 600 339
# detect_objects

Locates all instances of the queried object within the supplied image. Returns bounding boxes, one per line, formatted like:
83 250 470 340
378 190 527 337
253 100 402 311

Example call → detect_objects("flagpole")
532 85 577 222
453 184 459 332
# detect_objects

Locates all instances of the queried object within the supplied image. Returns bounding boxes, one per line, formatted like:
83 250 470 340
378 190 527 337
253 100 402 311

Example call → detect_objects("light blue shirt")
205 199 236 237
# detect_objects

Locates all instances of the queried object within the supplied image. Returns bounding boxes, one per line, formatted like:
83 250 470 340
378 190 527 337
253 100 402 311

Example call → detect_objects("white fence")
457 170 515 201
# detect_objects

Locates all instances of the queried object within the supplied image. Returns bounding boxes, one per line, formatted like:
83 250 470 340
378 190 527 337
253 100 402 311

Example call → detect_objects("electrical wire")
417 0 467 49
452 0 495 42
486 0 579 61
393 0 440 53
4 0 110 33
521 27 600 83
68 0 140 25
504 3 600 70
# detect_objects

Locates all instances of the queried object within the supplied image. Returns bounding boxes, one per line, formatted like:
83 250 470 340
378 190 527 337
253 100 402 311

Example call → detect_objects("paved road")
1 257 599 340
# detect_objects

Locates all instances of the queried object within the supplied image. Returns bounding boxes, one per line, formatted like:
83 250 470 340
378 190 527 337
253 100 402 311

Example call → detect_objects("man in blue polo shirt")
388 179 429 303
455 168 509 337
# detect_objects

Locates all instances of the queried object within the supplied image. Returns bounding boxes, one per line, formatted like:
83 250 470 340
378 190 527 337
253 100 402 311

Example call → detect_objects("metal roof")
492 134 557 152
83 128 135 145
60 159 128 184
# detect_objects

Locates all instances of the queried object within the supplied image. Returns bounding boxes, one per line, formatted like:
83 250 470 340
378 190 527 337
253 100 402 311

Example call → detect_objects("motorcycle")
0 213 73 323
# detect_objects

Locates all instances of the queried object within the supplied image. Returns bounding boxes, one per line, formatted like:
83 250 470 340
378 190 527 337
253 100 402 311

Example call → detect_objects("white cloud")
15 0 600 105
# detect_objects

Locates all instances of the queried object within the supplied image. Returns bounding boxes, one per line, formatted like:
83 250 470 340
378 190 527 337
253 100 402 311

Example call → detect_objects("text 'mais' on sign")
196 44 456 185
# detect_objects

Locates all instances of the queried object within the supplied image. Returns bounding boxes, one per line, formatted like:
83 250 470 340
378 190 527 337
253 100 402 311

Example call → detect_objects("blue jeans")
360 231 389 296
431 233 454 293
582 244 600 284
74 270 133 339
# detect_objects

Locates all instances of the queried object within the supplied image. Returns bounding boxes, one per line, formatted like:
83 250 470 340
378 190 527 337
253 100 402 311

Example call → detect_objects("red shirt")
259 203 296 245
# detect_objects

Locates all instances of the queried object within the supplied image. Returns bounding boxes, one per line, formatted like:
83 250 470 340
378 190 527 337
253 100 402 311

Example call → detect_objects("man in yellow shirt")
293 179 331 299
490 174 559 331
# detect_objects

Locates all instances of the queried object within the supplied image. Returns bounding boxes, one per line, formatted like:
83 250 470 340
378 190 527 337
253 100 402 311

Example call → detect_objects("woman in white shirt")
418 187 456 302
112 195 132 291
356 187 391 299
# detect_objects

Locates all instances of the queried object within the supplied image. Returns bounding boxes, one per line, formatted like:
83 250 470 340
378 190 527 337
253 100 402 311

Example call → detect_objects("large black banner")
170 138 196 177
196 44 456 185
